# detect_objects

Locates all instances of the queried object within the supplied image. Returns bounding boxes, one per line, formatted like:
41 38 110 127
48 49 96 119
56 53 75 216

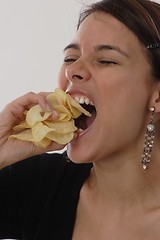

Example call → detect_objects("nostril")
72 74 83 80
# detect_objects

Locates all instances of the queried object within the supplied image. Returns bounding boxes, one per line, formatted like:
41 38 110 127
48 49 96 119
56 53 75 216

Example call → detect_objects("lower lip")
75 120 95 139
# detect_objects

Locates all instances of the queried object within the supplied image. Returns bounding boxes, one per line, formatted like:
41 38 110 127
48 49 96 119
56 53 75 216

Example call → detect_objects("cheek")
99 71 149 107
57 66 69 91
98 75 150 128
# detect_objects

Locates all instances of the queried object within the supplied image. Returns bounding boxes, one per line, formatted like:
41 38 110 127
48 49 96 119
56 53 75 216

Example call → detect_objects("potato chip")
46 131 74 145
66 94 91 118
13 120 30 131
44 119 77 134
46 88 91 118
9 88 91 147
32 122 55 142
10 129 51 147
26 105 52 127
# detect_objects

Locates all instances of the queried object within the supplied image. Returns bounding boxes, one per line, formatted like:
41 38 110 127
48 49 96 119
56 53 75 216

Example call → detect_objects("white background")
0 0 160 111
0 0 92 110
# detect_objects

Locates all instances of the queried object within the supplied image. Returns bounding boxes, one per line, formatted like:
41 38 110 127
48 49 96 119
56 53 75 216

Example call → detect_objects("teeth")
77 128 83 133
79 96 85 104
85 98 90 105
73 96 93 105
79 128 83 132
74 96 80 103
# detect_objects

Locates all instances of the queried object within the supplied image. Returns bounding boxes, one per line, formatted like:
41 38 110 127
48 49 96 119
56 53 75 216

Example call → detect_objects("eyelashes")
64 58 77 63
98 60 117 65
64 57 117 66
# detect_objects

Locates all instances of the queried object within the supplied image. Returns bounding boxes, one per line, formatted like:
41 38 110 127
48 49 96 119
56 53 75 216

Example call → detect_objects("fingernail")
52 110 59 120
44 103 51 111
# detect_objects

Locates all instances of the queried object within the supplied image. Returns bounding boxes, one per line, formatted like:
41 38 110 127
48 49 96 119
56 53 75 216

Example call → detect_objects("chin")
66 143 94 164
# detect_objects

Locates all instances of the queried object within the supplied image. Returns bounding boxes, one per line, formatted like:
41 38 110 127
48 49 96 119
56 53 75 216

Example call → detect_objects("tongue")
86 110 96 128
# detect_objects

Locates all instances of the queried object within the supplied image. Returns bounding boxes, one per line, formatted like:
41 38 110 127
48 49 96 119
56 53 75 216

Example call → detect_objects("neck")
88 142 160 208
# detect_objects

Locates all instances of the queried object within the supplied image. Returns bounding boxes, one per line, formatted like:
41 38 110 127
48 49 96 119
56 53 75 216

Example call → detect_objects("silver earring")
141 107 155 170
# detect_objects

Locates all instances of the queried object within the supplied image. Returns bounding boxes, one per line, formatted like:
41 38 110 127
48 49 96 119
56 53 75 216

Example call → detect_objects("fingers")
9 91 49 112
36 91 52 111
5 91 58 120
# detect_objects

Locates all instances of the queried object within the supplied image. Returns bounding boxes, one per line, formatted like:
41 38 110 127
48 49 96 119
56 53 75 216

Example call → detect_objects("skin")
58 13 160 239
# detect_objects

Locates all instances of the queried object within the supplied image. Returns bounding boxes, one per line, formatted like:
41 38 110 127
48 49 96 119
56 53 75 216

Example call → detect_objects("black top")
0 151 92 240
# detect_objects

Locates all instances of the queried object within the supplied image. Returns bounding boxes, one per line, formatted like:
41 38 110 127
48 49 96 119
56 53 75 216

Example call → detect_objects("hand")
0 91 65 169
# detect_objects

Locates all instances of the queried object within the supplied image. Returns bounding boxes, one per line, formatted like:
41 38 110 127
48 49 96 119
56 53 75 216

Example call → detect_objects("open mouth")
75 103 97 131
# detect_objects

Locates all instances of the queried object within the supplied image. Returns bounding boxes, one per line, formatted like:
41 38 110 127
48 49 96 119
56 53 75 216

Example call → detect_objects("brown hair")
77 0 160 79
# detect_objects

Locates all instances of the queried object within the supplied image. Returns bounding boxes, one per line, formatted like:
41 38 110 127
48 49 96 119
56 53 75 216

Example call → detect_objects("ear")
149 83 160 113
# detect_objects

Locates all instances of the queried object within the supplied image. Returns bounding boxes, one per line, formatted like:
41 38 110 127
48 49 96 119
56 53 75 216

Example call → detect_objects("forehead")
72 12 143 55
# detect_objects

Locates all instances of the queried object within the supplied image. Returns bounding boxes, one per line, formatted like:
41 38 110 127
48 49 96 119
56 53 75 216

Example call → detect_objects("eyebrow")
94 44 129 58
63 43 129 58
63 43 80 52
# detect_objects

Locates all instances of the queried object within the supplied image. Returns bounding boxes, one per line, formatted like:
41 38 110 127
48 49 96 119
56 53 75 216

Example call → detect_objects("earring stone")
141 107 155 170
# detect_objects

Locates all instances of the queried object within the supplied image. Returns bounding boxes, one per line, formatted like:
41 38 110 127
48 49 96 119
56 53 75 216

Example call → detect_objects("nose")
65 58 91 82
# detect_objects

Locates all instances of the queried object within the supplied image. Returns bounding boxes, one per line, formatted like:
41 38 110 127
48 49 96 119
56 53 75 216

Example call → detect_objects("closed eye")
64 56 78 63
99 60 117 65
64 58 77 63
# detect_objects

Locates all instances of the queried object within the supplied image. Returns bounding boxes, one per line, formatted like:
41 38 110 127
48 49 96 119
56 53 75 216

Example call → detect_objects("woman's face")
58 12 155 164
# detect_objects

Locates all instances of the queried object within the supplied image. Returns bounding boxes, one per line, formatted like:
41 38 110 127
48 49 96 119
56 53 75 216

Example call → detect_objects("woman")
1 0 160 239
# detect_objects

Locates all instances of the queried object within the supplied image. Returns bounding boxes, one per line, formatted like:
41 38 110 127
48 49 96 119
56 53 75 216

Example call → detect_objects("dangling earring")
141 107 155 170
